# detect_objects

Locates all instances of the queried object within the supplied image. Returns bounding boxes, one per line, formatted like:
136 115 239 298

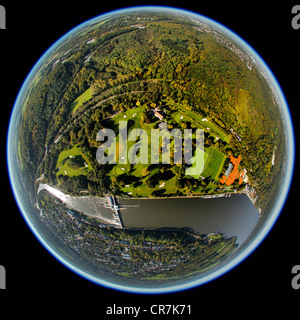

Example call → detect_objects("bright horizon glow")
7 5 295 294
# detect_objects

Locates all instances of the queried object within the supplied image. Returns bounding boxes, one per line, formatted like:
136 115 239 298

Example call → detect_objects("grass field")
201 147 226 180
185 149 208 178
56 145 92 178
71 87 94 114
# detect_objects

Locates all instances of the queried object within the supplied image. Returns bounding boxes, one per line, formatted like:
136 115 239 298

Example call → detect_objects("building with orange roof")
220 175 227 184
220 155 243 186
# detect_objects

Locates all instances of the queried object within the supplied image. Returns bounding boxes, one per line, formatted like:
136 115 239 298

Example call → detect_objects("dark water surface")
120 194 260 245
37 184 260 247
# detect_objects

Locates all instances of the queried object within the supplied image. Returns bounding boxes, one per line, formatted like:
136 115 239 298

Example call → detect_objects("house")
238 169 247 185
121 252 131 260
220 155 243 186
154 110 164 120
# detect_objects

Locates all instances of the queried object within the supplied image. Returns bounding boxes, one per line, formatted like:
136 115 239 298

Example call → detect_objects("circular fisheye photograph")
7 6 294 294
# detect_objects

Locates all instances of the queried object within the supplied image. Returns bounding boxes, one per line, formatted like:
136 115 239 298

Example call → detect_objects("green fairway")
185 149 207 178
71 87 94 114
56 145 92 178
201 147 226 180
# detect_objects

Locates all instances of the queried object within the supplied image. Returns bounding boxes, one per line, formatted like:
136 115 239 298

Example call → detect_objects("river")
119 195 260 245
38 184 260 246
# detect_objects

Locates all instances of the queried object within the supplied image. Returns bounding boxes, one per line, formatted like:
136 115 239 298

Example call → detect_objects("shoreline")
119 192 234 200
117 186 261 214
37 181 261 216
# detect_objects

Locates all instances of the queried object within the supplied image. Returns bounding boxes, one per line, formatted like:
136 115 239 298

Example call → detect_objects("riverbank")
36 182 260 245
118 185 261 214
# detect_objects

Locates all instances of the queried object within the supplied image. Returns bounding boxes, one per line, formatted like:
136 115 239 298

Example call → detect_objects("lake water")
119 194 260 245
38 184 260 246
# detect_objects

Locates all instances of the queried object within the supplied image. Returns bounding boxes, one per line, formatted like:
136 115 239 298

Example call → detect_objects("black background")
0 0 299 317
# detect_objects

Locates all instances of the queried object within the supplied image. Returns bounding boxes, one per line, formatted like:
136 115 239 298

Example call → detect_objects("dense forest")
18 10 285 212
